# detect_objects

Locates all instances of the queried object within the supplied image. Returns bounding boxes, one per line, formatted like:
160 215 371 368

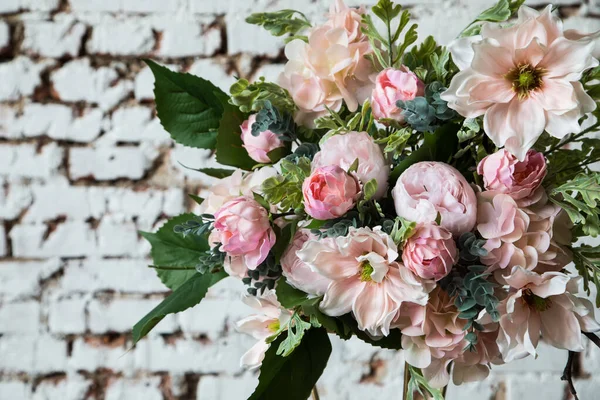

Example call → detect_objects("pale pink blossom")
313 131 390 199
371 67 425 122
236 290 292 369
297 227 431 337
497 267 600 362
400 288 466 386
392 162 478 237
477 192 572 275
441 5 598 160
213 197 276 277
477 149 547 206
279 0 375 126
198 168 277 215
402 224 458 281
281 230 333 296
240 114 285 163
302 165 360 220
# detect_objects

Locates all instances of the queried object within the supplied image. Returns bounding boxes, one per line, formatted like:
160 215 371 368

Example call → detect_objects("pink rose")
303 165 360 220
402 224 458 281
392 162 477 237
281 230 333 296
478 149 547 206
240 114 285 163
313 131 389 199
371 67 425 122
213 197 276 272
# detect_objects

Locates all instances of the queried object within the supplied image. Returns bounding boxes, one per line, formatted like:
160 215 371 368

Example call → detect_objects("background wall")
0 0 599 399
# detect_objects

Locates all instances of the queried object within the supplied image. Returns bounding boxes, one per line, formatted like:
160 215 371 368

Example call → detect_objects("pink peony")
478 149 547 206
303 165 360 220
213 197 276 276
441 5 598 160
313 131 390 199
497 267 600 362
371 66 425 122
198 168 277 215
297 227 432 337
281 230 333 296
240 114 285 163
392 162 477 237
402 224 458 281
236 290 292 369
279 0 375 126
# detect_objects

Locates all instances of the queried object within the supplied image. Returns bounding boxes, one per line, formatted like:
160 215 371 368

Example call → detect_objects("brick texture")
0 0 599 399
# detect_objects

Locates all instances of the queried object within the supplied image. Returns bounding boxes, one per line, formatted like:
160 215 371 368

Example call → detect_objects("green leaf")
248 328 332 400
339 315 403 350
363 179 378 201
215 101 257 170
551 173 600 237
406 365 445 400
348 158 360 174
267 146 290 164
275 278 310 309
390 123 460 181
140 214 210 291
132 270 228 344
460 0 525 37
572 245 600 307
196 168 236 179
145 59 227 150
230 77 296 114
246 10 311 38
188 194 205 206
271 223 298 264
277 313 313 357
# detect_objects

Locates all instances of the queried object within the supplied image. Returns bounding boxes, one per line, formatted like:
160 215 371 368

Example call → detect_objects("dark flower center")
523 289 553 312
506 64 545 99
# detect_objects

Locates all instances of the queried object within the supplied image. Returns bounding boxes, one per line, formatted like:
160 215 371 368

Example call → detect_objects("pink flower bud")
402 224 458 281
302 165 360 220
240 114 285 163
371 67 425 122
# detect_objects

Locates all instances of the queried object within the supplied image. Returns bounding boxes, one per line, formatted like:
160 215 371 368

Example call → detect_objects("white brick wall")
0 1 599 399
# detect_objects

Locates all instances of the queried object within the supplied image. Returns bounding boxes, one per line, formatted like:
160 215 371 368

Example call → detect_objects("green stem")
387 20 394 66
544 122 600 156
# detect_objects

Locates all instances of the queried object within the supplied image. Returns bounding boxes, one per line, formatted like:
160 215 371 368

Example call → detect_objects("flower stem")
403 363 410 400
544 121 600 156
311 386 320 400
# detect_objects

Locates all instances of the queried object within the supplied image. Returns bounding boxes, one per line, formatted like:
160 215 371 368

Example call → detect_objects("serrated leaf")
132 270 228 344
145 59 227 150
277 313 313 357
246 10 311 38
248 328 332 400
140 214 211 291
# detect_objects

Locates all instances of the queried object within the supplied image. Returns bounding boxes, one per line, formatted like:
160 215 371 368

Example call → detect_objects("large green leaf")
132 270 228 344
248 328 332 400
140 214 209 291
146 59 227 149
390 123 459 181
215 102 257 170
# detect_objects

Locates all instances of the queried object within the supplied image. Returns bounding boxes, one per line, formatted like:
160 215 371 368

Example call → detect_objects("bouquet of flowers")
134 0 600 398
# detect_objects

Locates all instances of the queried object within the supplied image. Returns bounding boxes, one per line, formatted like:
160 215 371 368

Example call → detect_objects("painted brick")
0 259 62 301
22 18 86 58
0 301 40 333
105 377 163 400
0 381 31 400
0 20 9 50
88 298 178 334
0 143 64 180
48 297 88 334
69 146 159 181
32 374 92 400
0 57 53 101
87 21 155 56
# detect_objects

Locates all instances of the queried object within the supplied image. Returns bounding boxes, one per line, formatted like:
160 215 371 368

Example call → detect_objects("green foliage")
193 168 235 179
229 77 296 114
544 133 600 184
403 37 456 86
457 118 481 144
215 101 257 170
196 247 226 275
442 233 500 341
248 328 332 400
460 0 527 37
139 214 211 291
390 123 460 180
262 157 311 212
382 217 417 245
312 217 361 239
397 82 456 133
284 143 320 163
571 245 600 307
315 101 373 137
252 101 297 146
273 313 313 357
246 10 311 42
550 173 600 237
375 127 412 160
276 278 310 309
406 365 445 400
242 254 282 296
363 179 378 202
173 216 213 238
361 0 418 68
145 60 227 150
132 270 228 344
